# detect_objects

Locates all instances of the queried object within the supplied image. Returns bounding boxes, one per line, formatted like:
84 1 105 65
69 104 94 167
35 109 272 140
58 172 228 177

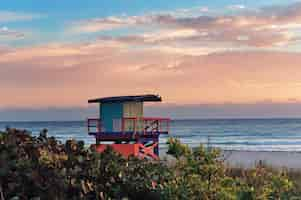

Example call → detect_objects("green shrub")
0 129 299 199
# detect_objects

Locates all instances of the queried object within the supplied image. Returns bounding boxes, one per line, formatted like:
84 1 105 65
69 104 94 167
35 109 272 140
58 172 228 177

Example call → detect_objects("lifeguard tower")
87 94 170 159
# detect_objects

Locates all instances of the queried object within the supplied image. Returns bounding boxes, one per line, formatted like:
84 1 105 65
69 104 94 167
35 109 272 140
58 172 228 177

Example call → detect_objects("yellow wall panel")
123 102 143 131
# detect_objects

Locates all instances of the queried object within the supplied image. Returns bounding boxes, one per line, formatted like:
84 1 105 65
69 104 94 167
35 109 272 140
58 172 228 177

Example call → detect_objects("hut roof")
88 94 162 104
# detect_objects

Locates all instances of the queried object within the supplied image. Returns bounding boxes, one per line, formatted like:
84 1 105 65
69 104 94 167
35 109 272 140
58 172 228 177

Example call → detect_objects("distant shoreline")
3 117 301 122
161 149 301 169
222 150 301 169
3 119 301 162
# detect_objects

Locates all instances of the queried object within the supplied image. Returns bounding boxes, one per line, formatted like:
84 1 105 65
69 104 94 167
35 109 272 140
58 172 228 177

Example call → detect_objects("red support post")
138 143 159 160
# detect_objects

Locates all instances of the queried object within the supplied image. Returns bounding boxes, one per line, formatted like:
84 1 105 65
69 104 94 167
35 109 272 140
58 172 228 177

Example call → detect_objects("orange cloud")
1 40 301 109
3 2 301 109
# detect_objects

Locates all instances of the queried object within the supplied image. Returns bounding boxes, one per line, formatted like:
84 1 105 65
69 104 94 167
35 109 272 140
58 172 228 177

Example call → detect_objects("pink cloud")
69 16 151 33
69 2 301 48
3 3 301 109
2 40 301 108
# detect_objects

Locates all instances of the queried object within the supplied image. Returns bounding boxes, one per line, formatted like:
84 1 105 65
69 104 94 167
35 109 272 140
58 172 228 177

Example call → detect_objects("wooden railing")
87 118 101 133
87 117 170 134
121 117 170 134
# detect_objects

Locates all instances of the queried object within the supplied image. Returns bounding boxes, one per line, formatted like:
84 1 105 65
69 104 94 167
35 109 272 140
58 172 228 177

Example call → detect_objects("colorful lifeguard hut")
87 95 170 159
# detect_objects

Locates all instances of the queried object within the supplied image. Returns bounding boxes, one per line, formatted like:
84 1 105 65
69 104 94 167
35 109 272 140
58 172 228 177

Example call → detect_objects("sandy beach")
161 149 301 169
223 150 301 169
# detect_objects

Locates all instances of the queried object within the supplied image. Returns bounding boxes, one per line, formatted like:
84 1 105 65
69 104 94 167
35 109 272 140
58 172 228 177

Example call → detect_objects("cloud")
0 26 25 40
2 39 301 108
227 5 246 10
68 2 301 48
3 2 301 111
200 7 209 12
0 11 41 22
0 45 12 55
69 16 150 33
0 11 39 41
68 6 215 34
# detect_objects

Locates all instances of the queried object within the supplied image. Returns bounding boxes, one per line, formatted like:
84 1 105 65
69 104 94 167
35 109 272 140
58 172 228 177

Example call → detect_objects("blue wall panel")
100 103 123 132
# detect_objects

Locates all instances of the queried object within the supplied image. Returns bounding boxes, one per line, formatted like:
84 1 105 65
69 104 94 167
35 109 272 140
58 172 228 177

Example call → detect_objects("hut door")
123 102 143 131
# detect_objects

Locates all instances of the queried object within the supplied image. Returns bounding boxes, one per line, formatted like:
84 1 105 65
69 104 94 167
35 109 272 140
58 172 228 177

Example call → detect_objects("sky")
2 0 301 120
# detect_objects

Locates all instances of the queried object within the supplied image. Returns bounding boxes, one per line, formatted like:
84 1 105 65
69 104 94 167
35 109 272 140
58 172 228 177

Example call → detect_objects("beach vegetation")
0 128 300 199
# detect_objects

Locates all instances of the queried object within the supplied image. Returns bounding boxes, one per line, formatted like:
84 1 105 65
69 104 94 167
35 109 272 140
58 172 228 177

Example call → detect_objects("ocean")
1 119 301 152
